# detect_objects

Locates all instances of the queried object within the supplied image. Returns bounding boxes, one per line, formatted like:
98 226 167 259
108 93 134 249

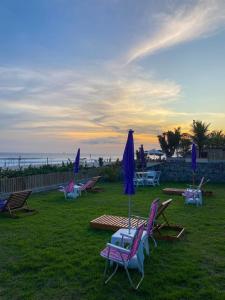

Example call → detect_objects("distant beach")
0 152 118 169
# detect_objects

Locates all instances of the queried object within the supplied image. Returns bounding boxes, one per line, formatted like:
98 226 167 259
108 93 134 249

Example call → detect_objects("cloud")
0 65 181 131
127 0 225 63
1 64 224 153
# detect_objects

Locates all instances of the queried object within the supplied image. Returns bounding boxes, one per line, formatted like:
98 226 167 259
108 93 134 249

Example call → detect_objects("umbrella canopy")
74 148 80 174
140 144 145 170
123 130 135 195
123 129 135 233
191 143 197 173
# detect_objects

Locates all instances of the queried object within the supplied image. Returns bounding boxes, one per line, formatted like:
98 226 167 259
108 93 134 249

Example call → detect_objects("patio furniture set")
91 198 185 289
134 170 161 187
59 176 102 199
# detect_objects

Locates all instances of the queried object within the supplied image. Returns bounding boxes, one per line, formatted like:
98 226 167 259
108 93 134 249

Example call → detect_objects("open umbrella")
191 143 196 186
140 144 145 171
74 148 80 177
123 129 135 233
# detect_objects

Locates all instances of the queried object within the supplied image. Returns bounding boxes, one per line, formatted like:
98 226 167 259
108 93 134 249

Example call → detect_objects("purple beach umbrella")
74 148 80 175
123 129 135 233
191 143 196 185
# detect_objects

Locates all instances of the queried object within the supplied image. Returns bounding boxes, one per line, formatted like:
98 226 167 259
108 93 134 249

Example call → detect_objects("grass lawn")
0 182 224 300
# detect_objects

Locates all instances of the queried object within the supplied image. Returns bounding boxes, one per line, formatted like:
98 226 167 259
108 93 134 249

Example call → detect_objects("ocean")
0 152 119 169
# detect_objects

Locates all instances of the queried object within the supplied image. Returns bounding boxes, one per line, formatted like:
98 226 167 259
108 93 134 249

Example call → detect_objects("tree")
136 146 147 170
158 127 181 158
98 157 104 167
191 120 210 158
207 130 225 148
178 133 192 157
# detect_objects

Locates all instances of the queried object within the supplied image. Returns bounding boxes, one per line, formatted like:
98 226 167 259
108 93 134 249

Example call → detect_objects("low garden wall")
148 160 225 183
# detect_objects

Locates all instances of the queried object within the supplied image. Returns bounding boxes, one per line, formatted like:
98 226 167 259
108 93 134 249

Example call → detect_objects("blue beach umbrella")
123 129 135 233
74 148 80 175
191 143 196 185
140 144 145 171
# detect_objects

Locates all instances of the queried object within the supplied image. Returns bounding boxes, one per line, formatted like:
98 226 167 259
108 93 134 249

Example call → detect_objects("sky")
0 0 225 157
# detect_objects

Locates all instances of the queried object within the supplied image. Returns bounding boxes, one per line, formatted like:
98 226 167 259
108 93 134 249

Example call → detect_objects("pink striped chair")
132 198 159 249
59 179 75 199
100 225 145 289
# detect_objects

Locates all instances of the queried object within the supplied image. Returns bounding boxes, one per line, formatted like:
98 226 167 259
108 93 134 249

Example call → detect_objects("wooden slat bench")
163 188 213 196
90 215 147 231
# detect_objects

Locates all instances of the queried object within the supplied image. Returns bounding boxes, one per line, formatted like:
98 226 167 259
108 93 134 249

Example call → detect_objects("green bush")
99 164 122 182
0 162 75 179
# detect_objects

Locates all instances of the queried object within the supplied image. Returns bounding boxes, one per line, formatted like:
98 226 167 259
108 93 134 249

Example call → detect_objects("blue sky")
0 0 225 155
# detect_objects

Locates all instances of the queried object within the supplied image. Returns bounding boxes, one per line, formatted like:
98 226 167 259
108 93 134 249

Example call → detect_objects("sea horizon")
0 152 120 169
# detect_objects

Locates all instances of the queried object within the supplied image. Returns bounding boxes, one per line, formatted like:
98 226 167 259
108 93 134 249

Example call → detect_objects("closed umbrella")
123 129 135 233
74 148 80 177
191 143 196 186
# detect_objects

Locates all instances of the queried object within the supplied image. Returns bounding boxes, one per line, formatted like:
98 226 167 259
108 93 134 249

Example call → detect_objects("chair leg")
124 264 144 290
103 260 119 284
151 235 157 248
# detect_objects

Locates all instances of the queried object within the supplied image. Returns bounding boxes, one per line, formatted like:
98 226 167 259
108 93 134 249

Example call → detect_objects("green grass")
0 182 224 300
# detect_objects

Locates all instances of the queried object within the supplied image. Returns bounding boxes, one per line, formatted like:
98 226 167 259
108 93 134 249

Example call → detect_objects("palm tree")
191 120 210 158
158 127 181 158
207 130 225 148
178 133 192 157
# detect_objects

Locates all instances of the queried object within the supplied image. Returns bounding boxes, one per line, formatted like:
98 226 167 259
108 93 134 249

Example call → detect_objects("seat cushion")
100 246 129 262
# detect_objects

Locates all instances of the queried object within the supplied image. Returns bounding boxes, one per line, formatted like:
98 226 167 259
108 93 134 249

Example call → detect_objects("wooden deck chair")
153 199 185 241
79 176 102 194
0 190 36 218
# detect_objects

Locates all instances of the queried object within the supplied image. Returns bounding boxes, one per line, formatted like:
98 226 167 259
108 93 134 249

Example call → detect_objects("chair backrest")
80 176 101 191
146 199 159 236
155 199 172 221
147 171 156 179
65 180 74 193
129 225 145 259
155 171 161 181
6 190 32 210
79 179 94 191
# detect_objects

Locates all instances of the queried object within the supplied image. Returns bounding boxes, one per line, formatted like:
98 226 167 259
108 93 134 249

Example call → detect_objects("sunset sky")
0 0 225 156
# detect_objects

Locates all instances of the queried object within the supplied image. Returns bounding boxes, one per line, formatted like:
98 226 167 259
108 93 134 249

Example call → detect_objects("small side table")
111 228 149 270
66 185 81 199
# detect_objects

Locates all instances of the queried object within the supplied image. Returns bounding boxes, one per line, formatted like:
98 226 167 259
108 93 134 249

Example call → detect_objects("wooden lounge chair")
79 176 103 194
90 199 185 241
0 190 36 218
163 177 213 196
153 199 185 241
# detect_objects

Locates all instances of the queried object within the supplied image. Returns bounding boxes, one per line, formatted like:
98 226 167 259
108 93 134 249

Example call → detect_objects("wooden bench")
163 188 213 196
90 214 147 231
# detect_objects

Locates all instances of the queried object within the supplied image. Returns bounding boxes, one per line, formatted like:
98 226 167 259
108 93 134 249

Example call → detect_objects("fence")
0 169 100 195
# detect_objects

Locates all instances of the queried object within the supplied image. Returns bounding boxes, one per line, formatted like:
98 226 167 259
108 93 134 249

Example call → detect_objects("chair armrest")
106 243 130 254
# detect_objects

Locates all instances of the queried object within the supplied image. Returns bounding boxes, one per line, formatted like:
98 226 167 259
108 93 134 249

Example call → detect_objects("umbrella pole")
128 195 131 234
